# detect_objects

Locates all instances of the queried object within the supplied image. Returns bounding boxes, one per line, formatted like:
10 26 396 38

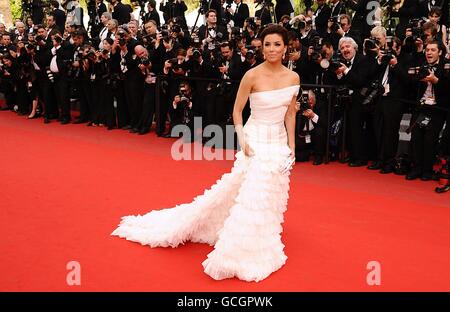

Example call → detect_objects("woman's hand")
242 143 254 157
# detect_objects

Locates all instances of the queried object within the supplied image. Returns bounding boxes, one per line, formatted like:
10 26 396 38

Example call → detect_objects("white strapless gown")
112 85 300 282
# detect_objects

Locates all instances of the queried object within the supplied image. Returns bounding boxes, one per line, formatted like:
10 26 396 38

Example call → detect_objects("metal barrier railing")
155 75 346 164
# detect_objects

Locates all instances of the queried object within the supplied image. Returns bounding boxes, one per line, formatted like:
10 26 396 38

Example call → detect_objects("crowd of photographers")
1 0 450 188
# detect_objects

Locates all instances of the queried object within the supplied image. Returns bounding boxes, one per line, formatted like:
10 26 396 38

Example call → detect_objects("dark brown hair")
259 24 289 46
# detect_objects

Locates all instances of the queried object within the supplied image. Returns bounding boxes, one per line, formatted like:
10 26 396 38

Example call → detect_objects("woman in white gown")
112 25 301 282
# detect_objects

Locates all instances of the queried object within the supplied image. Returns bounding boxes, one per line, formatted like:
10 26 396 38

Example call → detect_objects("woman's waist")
244 117 287 144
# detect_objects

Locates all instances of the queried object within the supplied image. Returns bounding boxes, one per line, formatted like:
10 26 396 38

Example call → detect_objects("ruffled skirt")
112 119 293 282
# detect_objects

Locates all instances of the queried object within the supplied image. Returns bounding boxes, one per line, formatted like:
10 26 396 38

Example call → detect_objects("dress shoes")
406 168 422 180
138 128 150 135
60 119 70 125
73 118 88 124
129 128 139 133
121 125 132 130
379 164 394 174
44 118 50 124
313 156 323 166
348 160 368 167
367 161 383 170
420 171 433 181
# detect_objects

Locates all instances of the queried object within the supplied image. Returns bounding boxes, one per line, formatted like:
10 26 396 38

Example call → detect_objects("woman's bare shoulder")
286 68 300 85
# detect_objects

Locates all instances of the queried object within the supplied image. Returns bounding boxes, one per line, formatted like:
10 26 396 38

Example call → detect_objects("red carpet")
0 111 449 292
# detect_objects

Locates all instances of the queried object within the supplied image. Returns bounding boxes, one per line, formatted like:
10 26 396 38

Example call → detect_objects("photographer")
71 30 92 124
171 81 196 141
110 0 132 26
209 41 243 125
275 0 294 23
324 14 361 52
168 18 191 50
197 9 227 46
242 17 259 45
0 53 19 111
373 36 413 174
312 0 331 37
255 0 274 26
298 16 319 48
116 26 143 131
295 90 326 165
143 0 161 27
285 31 307 76
98 13 113 49
227 0 249 28
159 0 188 26
49 31 73 124
50 0 67 33
131 45 159 135
334 36 381 167
406 41 450 180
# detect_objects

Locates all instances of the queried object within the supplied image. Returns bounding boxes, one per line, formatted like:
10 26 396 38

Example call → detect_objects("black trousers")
123 76 144 129
440 112 450 156
348 101 377 161
113 80 129 128
91 79 103 124
373 97 406 163
53 74 71 121
410 108 447 173
41 79 58 119
136 83 156 131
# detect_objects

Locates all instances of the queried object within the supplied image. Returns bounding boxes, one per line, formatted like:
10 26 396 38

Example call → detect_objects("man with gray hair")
98 12 112 49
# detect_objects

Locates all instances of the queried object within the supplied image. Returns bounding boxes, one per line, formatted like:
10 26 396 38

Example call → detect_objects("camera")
309 36 323 62
168 57 183 70
117 29 127 46
26 43 36 51
85 50 96 60
102 49 109 55
171 24 181 34
320 51 343 72
297 90 310 113
408 64 435 80
35 35 44 43
408 18 424 41
329 16 340 32
246 17 257 31
360 80 384 107
380 36 395 64
140 57 150 66
364 37 380 51
192 49 202 59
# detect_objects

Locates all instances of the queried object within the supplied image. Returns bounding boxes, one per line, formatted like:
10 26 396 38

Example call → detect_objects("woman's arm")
285 73 301 156
232 70 253 156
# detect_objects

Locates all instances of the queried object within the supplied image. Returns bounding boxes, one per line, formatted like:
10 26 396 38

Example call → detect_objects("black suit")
419 0 448 25
112 2 132 26
346 0 374 39
144 9 161 27
53 9 66 33
50 42 74 121
392 0 420 40
373 52 413 165
197 24 227 42
337 53 381 162
330 1 346 17
409 60 450 173
232 3 249 28
314 4 331 37
275 0 294 23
